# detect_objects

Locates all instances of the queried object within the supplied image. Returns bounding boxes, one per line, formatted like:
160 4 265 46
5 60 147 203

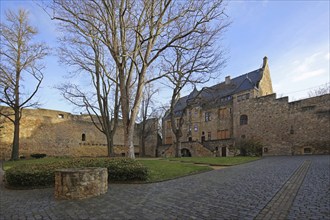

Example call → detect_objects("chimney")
225 76 231 85
262 56 268 69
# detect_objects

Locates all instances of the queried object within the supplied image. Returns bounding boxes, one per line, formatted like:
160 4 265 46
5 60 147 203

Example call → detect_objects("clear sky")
1 0 329 113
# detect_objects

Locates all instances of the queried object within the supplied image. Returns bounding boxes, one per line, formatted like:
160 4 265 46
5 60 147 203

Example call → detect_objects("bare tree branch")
0 9 49 160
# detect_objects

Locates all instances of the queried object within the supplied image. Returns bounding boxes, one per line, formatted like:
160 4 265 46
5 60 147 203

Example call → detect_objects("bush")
236 139 263 156
30 153 47 159
5 158 148 188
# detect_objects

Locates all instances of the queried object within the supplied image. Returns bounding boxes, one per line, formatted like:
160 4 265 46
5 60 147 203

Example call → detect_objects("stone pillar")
55 167 108 200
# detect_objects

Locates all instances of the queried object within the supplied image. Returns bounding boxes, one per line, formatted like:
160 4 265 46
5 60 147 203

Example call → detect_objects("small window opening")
82 133 86 141
240 115 248 125
58 114 64 119
304 148 312 154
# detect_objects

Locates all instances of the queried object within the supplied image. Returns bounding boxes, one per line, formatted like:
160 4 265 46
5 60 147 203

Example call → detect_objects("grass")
166 156 260 166
3 156 259 184
3 157 212 183
138 159 212 182
2 157 72 171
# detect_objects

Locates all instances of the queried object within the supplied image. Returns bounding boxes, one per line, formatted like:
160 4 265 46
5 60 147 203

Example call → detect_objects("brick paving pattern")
255 160 311 220
0 155 329 220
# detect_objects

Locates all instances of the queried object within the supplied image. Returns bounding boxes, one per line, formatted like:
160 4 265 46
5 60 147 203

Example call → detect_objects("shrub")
30 153 47 159
236 139 263 156
5 158 148 188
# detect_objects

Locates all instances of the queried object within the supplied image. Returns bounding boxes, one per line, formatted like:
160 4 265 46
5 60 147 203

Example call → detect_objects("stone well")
55 167 108 200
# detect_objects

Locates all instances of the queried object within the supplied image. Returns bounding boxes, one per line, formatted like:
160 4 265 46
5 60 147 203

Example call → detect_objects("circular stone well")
55 167 108 200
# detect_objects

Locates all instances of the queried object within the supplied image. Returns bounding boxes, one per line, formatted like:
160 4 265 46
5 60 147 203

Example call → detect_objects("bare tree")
0 9 48 160
48 0 228 158
55 13 120 157
163 18 228 157
139 84 159 157
308 83 330 98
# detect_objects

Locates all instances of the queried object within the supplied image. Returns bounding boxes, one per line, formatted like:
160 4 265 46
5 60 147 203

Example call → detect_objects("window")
194 124 198 132
219 108 227 119
237 93 250 102
58 114 64 119
301 106 315 112
82 133 86 141
176 118 180 128
304 148 312 154
240 115 248 125
220 96 232 102
166 121 171 129
194 108 198 115
208 132 211 140
205 112 211 122
217 130 230 139
188 137 192 142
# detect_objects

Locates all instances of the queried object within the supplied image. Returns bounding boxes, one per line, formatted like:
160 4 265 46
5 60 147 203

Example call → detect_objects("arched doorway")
181 148 192 157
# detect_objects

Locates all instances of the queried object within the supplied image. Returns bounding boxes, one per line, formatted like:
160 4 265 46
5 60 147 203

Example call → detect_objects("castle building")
161 57 330 157
1 57 329 159
0 108 159 160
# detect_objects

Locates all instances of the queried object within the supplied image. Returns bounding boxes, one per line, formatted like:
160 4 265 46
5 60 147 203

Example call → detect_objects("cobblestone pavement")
0 155 329 220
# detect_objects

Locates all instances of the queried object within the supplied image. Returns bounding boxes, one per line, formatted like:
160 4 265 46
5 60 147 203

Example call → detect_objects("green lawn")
2 157 72 171
2 156 259 184
166 156 260 166
138 159 212 182
3 157 212 183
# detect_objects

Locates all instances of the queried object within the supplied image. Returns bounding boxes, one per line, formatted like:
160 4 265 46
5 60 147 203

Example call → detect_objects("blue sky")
1 0 329 113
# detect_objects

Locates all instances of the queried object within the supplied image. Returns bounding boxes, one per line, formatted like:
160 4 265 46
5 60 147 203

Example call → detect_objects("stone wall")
54 167 108 200
0 108 158 160
233 94 330 155
288 95 330 155
162 141 213 157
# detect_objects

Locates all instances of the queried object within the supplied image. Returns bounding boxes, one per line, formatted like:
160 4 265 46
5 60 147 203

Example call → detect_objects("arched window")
82 133 86 141
240 115 248 125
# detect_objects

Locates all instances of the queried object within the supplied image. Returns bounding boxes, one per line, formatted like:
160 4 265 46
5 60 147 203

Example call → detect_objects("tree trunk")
175 133 182 158
127 123 135 159
11 109 20 160
141 137 145 157
106 133 114 157
141 123 146 157
128 132 135 159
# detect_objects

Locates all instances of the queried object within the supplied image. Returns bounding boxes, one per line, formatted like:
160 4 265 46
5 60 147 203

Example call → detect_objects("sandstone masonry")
161 57 330 157
0 108 159 160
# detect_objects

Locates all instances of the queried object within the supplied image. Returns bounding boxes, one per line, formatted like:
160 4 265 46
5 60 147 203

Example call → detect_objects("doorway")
181 148 192 157
221 147 227 157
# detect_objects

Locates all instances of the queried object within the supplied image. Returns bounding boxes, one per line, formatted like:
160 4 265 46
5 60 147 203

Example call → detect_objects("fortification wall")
233 94 330 155
288 94 330 155
0 108 158 160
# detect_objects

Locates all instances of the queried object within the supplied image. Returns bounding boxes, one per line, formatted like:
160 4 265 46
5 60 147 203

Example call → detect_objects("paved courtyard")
0 155 329 220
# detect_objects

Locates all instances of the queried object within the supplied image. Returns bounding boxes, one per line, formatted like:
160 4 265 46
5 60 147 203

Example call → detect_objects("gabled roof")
164 67 264 119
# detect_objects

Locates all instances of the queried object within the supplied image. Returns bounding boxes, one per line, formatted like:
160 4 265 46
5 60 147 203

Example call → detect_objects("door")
222 147 227 157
